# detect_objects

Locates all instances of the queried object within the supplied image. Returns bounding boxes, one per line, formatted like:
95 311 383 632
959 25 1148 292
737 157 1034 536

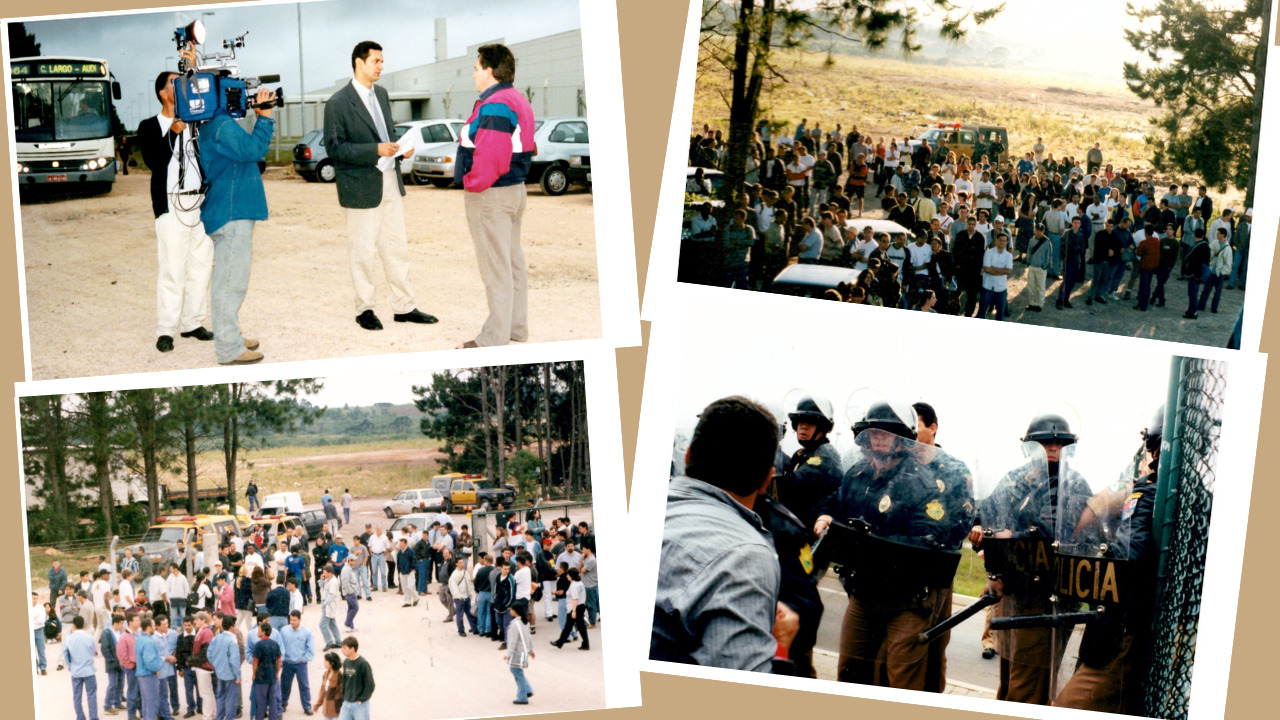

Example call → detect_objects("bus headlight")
80 157 110 171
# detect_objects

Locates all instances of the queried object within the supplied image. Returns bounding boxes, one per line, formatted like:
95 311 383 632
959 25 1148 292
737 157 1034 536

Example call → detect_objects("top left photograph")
4 0 637 381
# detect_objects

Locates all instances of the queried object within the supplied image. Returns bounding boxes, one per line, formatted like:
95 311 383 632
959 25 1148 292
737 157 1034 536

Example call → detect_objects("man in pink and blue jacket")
455 43 537 349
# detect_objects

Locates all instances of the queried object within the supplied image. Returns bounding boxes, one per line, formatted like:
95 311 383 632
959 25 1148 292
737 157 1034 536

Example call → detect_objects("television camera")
171 19 284 124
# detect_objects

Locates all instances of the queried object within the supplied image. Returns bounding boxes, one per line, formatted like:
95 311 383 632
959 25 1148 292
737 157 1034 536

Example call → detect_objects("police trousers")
837 587 950 692
994 605 1071 704
1054 634 1138 714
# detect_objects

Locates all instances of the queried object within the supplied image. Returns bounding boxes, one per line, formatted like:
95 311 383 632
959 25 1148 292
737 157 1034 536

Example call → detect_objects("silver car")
383 488 446 518
400 118 466 187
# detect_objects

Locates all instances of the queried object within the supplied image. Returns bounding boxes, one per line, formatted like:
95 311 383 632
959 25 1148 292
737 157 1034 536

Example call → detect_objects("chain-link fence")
468 500 595 556
1141 357 1226 719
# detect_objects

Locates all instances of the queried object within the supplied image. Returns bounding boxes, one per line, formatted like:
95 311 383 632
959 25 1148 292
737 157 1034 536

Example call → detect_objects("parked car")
255 491 303 517
291 508 327 538
429 473 517 512
568 153 591 190
383 487 447 518
136 514 243 567
244 514 305 549
399 118 466 187
530 116 590 195
767 263 860 300
388 513 437 536
292 129 333 183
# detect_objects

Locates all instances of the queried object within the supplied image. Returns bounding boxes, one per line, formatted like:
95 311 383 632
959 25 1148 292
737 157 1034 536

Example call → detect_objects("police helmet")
788 396 835 434
852 400 918 440
1021 413 1077 446
1143 406 1164 454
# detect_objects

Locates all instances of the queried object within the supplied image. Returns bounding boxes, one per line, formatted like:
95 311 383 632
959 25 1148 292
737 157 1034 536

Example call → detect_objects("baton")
989 610 1098 631
917 593 999 644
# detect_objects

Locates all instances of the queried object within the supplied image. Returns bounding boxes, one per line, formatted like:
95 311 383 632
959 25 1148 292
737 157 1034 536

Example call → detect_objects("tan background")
1 1 1274 718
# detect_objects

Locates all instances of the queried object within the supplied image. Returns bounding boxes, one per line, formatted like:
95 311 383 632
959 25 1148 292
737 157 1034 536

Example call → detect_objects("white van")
255 491 303 517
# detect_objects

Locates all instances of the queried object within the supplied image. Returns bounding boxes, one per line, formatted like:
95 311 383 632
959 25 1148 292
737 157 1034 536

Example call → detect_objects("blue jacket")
208 632 241 681
198 110 274 235
135 632 164 677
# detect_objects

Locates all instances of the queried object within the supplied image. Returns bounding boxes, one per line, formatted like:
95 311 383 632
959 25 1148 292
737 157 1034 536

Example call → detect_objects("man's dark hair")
259 622 272 637
913 402 938 429
154 71 176 102
290 610 302 619
351 42 382 70
685 396 779 496
477 43 516 83
342 636 359 651
73 615 85 629
221 616 235 631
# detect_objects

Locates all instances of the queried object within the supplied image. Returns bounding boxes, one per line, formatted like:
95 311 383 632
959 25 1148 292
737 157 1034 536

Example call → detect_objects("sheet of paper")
376 131 417 172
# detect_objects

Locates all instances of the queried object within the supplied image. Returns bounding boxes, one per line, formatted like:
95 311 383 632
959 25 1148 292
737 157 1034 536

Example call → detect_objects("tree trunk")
480 368 494 482
136 390 160 524
80 393 117 538
185 420 198 514
568 367 577 499
721 0 774 213
512 368 523 453
221 385 240 511
42 395 72 538
1247 0 1271 207
494 366 507 486
542 363 552 494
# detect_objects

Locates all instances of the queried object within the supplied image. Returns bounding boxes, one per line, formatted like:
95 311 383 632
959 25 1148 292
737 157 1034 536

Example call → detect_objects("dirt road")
20 170 600 380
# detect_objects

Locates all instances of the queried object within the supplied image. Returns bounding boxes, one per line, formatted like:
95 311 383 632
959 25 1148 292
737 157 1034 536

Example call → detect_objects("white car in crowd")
399 118 466 187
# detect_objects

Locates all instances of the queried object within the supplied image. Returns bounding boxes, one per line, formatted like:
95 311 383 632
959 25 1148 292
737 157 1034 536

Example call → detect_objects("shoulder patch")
807 456 823 467
926 499 946 521
799 544 814 575
1122 492 1143 521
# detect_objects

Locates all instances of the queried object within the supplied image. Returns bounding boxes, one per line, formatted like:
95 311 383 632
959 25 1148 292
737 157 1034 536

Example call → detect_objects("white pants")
543 581 557 617
194 668 216 720
345 170 417 314
156 194 213 337
1026 267 1047 306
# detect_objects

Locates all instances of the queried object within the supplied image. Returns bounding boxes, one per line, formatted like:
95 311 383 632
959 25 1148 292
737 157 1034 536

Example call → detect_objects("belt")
173 190 203 197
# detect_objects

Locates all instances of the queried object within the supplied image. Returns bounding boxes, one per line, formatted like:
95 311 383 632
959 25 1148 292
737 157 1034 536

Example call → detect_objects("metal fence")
468 500 595 556
1141 358 1226 719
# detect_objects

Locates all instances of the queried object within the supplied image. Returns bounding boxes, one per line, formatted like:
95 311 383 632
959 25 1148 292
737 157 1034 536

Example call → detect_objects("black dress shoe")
180 327 215 341
156 335 174 353
982 648 997 660
394 309 439 324
356 310 383 331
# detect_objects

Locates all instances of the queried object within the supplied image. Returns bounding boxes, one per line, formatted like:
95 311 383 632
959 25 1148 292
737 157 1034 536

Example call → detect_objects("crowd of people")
683 119 1251 324
32 491 600 718
655 394 1164 714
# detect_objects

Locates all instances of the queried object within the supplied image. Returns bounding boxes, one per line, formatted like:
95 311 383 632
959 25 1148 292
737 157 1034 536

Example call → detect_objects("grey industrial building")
276 19 585 138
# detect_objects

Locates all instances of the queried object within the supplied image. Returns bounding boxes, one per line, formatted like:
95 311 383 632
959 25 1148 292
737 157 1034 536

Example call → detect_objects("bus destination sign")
11 61 107 79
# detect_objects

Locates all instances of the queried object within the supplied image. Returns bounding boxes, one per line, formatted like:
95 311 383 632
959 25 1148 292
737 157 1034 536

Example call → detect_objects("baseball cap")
994 215 1005 223
1246 208 1253 216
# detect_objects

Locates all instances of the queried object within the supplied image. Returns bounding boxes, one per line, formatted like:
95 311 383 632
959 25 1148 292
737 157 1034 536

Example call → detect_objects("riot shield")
812 399 975 689
974 441 1064 700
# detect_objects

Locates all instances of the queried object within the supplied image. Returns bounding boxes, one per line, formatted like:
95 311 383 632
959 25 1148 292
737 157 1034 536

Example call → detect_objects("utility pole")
297 2 307 136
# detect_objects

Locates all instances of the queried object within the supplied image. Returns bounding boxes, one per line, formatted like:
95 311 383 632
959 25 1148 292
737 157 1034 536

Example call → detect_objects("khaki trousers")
837 588 950 692
1054 634 1138 714
155 194 213 337
464 183 528 346
345 169 417 314
1025 266 1047 307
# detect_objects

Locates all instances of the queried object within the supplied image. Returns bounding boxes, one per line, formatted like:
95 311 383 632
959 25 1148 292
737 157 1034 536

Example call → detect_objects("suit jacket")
323 81 404 209
137 114 202 219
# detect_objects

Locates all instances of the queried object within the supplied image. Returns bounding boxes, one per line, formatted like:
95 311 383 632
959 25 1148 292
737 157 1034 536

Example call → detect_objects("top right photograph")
670 0 1273 349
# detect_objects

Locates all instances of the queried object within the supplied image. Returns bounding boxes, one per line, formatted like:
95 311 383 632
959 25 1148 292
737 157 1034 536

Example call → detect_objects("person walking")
395 540 417 607
337 638 374 720
277 611 313 715
504 604 535 705
311 653 343 720
64 615 100 720
319 566 342 651
340 491 353 526
550 568 590 651
448 558 478 637
581 547 600 627
340 558 361 632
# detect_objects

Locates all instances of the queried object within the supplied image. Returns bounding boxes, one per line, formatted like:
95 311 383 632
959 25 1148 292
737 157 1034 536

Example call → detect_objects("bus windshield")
12 80 111 142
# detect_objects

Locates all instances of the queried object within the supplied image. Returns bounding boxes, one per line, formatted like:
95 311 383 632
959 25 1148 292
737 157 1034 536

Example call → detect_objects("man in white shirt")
230 534 245 556
243 545 265 576
119 570 137 609
818 212 845 264
139 50 214 355
367 526 391 592
848 226 879 273
1208 207 1234 246
973 171 996 212
166 563 191 627
978 232 1014 320
147 571 169 615
1032 137 1046 166
954 169 974 197
91 571 113 640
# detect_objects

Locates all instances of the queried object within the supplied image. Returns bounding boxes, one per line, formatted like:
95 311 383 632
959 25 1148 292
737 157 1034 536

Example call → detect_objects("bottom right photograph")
634 300 1263 720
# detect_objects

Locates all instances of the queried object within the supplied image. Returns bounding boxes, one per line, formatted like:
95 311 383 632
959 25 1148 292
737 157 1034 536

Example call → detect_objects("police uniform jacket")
773 439 844 526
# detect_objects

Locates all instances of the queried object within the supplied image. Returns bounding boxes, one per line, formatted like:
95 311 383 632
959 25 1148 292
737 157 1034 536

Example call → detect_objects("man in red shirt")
190 612 217 720
117 613 141 718
845 153 869 218
1133 228 1161 311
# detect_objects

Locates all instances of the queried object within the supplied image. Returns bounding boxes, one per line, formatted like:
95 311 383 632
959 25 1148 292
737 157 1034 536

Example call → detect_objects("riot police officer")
812 400 973 690
772 396 844 526
1054 408 1163 713
978 412 1094 705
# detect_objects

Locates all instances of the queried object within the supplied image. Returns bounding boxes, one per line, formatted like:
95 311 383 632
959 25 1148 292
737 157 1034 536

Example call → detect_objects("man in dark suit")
137 49 214 354
323 40 438 331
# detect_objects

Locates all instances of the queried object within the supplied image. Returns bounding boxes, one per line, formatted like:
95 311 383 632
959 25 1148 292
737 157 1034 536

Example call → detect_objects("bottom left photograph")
18 357 629 720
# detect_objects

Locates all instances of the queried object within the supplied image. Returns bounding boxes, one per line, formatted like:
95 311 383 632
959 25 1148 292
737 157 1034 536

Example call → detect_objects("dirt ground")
19 170 600 380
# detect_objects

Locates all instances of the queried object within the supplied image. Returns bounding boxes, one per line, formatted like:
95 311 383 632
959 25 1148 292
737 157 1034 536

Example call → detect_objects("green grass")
954 544 989 598
246 437 440 459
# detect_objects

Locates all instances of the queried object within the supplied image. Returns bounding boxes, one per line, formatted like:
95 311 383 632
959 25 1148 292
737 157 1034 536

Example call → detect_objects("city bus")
10 56 122 194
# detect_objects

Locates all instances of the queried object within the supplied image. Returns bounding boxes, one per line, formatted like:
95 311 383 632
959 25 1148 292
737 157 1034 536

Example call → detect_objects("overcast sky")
671 310 1176 496
301 369 450 408
14 0 581 128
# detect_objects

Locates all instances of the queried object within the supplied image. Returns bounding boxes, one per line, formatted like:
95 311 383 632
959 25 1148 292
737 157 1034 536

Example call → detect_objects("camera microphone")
256 74 281 84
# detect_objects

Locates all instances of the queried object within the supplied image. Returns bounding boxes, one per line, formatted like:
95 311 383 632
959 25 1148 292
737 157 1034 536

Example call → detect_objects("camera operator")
138 46 214 355
197 81 276 365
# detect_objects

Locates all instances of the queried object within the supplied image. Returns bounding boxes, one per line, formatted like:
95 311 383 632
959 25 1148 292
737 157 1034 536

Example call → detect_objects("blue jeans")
164 674 179 716
475 591 492 635
269 616 287 632
497 610 512 642
978 288 1007 320
344 593 359 629
182 669 201 713
139 674 165 720
1090 262 1111 300
251 680 281 720
337 700 370 720
1047 232 1061 275
1057 262 1079 304
1152 266 1172 305
1136 268 1154 310
454 598 478 634
32 628 46 671
416 559 429 594
280 661 310 710
248 495 259 511
105 668 123 710
125 667 141 718
1228 248 1248 287
585 586 600 625
343 507 351 524
170 600 186 628
1198 272 1224 312
319 616 341 647
73 675 99 720
370 554 387 590
209 219 256 364
357 565 371 598
509 666 533 703
1187 269 1205 315
215 678 239 720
